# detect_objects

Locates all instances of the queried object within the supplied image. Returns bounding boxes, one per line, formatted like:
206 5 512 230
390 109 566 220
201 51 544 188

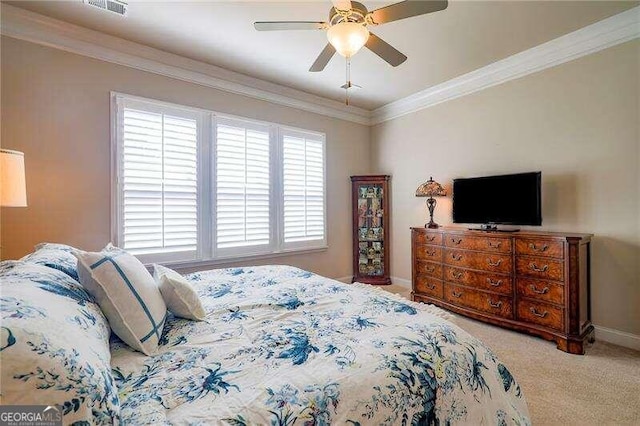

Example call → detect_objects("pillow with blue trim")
74 248 167 355
21 242 80 281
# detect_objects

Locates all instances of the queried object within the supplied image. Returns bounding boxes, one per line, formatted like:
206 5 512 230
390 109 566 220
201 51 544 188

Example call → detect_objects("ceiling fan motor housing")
329 2 369 26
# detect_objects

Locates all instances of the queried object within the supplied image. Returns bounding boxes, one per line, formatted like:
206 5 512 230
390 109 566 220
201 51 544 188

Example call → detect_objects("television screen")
452 172 542 226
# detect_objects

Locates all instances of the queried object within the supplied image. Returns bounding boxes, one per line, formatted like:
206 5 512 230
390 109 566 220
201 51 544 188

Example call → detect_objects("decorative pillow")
21 242 80 281
74 248 167 355
153 264 206 321
0 261 119 424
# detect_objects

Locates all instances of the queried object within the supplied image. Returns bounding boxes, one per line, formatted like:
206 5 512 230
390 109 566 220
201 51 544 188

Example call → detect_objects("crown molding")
1 4 638 127
370 6 640 125
0 4 371 126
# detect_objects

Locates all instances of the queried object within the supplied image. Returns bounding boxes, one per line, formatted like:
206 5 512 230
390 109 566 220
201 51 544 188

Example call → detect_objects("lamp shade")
0 149 27 207
415 177 446 197
327 22 369 58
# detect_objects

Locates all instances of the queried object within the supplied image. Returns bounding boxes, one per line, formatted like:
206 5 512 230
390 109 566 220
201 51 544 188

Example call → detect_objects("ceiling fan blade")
365 33 407 67
254 21 327 31
331 0 352 11
368 0 448 25
309 43 336 72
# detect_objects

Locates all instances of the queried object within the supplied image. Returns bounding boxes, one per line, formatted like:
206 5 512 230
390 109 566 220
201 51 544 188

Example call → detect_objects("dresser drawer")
516 257 564 281
516 277 564 305
445 234 511 253
444 266 512 295
414 231 443 245
416 261 442 279
444 283 513 318
444 249 512 274
515 238 564 259
414 276 444 299
415 245 442 261
517 299 564 331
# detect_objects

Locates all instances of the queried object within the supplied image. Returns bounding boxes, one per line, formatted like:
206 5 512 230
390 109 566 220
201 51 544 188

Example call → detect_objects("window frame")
111 92 327 267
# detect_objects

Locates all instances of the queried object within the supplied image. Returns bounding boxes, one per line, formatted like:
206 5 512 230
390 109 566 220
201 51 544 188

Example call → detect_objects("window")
215 118 271 255
112 93 326 265
282 129 325 248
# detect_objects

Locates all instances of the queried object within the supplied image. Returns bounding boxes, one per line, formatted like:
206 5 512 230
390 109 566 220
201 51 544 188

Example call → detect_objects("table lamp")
415 177 446 228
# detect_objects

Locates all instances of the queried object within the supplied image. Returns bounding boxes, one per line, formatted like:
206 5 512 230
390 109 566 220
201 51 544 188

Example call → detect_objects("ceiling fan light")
327 22 369 58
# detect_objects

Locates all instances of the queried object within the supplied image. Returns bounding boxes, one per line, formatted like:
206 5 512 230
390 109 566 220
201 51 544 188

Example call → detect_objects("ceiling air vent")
83 0 128 16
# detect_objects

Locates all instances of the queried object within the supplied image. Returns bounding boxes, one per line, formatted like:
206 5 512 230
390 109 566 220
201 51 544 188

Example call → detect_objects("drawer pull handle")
487 259 503 267
452 271 463 280
487 278 502 287
488 299 502 309
488 241 502 248
529 243 549 252
451 238 463 245
427 283 436 290
425 235 436 242
529 307 548 318
426 250 436 257
529 263 549 273
529 285 549 294
425 265 435 273
452 291 463 298
451 253 463 261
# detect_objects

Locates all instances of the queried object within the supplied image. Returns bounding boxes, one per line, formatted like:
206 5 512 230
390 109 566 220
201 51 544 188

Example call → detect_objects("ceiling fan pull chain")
345 57 350 106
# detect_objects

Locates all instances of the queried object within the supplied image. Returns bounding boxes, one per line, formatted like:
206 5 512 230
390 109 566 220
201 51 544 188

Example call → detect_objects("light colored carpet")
380 286 640 425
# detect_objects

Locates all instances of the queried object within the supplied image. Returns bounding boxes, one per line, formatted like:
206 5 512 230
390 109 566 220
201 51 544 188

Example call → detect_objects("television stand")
411 226 594 354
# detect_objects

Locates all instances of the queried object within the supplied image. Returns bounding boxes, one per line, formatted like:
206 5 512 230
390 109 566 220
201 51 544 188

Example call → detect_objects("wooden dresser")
411 227 593 354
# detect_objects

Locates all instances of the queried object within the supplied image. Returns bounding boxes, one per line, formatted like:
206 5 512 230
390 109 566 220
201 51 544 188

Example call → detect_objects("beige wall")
0 36 371 279
372 40 640 335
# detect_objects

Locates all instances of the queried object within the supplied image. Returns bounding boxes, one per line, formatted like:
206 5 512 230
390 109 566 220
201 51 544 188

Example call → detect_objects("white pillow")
153 264 206 321
74 249 167 355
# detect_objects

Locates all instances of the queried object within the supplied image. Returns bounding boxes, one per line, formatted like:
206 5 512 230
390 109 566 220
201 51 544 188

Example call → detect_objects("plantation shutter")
215 117 271 253
282 130 326 247
119 100 200 261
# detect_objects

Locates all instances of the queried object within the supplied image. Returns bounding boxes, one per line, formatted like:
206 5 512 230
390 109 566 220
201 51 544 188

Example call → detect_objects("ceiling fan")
254 0 448 72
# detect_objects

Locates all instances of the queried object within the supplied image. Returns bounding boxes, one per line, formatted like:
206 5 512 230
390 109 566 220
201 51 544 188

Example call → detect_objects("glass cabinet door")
357 184 385 277
351 175 390 285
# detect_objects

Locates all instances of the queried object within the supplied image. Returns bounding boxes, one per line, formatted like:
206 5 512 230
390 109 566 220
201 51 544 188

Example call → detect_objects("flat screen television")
452 172 542 228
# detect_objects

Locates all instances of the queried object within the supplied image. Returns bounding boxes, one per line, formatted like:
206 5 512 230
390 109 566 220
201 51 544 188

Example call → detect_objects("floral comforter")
111 265 530 425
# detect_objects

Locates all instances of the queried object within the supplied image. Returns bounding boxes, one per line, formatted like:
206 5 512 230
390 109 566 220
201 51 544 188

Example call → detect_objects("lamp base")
425 197 439 229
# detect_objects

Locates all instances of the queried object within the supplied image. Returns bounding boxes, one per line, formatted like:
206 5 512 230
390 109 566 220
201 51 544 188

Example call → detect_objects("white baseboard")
594 325 640 351
390 276 411 288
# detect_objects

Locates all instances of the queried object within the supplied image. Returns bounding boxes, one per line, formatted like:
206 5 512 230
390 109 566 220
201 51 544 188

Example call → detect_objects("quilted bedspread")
111 265 530 425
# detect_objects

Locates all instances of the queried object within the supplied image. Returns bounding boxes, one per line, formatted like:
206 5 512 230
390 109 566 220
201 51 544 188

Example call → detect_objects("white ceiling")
6 0 636 109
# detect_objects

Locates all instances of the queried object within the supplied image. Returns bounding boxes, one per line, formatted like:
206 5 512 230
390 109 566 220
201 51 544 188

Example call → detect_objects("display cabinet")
351 175 391 285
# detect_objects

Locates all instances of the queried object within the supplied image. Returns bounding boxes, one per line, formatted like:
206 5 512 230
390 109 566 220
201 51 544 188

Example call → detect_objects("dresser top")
411 226 592 241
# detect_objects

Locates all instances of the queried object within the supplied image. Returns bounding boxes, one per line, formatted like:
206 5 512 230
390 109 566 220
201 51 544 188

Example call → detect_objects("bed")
1 245 530 425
